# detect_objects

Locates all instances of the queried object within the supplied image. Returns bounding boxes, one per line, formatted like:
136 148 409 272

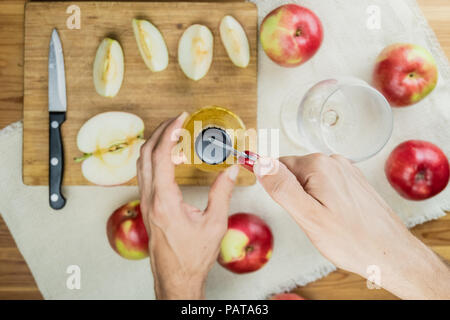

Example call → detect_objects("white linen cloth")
0 0 449 299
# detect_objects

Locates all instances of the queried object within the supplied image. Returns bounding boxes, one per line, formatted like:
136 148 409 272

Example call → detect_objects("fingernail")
227 165 240 181
254 157 275 177
178 111 189 122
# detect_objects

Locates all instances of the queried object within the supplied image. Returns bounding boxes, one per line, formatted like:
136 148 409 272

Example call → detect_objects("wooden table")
0 0 449 300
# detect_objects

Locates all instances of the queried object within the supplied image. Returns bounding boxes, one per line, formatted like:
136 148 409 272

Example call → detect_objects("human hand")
254 154 450 299
137 112 240 300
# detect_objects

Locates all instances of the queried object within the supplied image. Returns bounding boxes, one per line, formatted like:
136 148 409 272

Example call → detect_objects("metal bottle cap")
195 127 232 165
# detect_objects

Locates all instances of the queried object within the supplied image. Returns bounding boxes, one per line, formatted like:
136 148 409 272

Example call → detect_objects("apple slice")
220 15 250 68
93 38 124 97
178 24 213 81
132 19 169 72
75 112 145 186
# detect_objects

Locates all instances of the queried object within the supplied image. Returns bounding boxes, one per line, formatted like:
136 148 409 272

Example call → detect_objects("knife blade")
48 28 66 210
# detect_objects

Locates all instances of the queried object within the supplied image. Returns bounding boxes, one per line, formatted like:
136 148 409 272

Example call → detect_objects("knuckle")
210 219 227 236
148 204 159 221
310 153 329 168
331 154 350 164
330 154 342 160
149 210 169 229
139 143 154 165
293 157 304 168
140 141 150 155
152 147 165 164
140 143 146 153
148 194 165 222
269 177 290 200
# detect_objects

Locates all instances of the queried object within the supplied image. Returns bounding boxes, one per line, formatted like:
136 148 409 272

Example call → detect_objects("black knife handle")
49 112 66 210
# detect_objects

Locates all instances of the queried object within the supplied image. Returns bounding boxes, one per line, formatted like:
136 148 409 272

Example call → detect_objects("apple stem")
415 170 426 181
295 29 302 37
73 153 92 163
126 210 136 218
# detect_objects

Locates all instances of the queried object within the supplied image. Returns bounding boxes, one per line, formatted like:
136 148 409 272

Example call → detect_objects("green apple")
93 38 124 97
132 19 169 72
220 15 250 68
75 112 145 186
178 24 213 81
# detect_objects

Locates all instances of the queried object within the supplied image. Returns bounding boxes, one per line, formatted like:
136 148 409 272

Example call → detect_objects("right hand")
254 154 450 299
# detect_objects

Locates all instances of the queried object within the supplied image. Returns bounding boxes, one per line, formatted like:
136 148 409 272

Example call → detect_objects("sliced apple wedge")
220 15 250 68
178 24 213 81
75 112 145 186
93 38 124 97
132 19 169 72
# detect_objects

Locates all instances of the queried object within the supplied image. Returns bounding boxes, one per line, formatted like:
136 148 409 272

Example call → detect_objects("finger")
139 118 174 163
205 165 239 223
330 154 369 187
152 112 189 195
254 157 321 216
137 118 174 197
280 154 329 186
137 118 173 184
330 154 355 171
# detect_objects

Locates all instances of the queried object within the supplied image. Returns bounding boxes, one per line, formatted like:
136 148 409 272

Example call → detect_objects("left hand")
137 112 239 299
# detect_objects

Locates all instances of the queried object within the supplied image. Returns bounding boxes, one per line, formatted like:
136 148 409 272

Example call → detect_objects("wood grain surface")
0 0 449 300
23 1 257 186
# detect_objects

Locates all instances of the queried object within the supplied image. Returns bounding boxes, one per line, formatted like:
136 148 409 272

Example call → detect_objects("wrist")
154 273 206 300
361 234 450 299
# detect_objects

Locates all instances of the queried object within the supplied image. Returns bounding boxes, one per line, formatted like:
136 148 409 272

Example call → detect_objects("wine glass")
281 77 393 162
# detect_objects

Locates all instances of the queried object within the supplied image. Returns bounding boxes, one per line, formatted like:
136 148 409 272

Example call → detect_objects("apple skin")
260 4 323 67
373 43 438 107
218 213 273 274
106 200 149 260
270 293 305 300
385 140 449 200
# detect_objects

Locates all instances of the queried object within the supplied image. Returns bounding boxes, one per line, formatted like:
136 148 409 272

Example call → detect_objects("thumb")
254 157 318 215
205 165 239 220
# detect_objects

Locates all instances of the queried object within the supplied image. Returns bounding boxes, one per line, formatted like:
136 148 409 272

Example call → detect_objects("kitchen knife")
48 28 66 210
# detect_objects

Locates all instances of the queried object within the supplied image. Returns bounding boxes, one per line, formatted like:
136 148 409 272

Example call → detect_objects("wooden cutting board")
23 1 257 186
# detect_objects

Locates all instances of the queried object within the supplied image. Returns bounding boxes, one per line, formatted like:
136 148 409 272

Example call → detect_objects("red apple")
106 200 149 260
218 213 273 274
260 4 323 67
385 140 449 200
373 43 438 107
270 293 305 300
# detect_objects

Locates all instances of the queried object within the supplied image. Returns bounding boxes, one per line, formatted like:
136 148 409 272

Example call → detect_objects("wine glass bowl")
281 77 393 162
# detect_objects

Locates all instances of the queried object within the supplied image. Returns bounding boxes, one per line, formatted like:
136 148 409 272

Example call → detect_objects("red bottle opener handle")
237 150 259 173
